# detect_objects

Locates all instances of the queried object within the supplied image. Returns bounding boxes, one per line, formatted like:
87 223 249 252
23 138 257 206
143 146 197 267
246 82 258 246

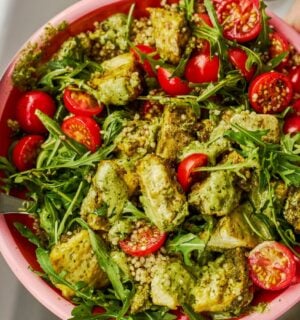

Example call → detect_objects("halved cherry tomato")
12 135 44 171
119 224 167 257
131 44 159 77
184 53 219 84
61 115 101 152
16 90 56 134
248 72 293 114
269 32 290 68
63 87 104 117
228 47 256 81
157 67 191 96
217 0 261 43
292 99 300 116
248 241 296 291
177 153 208 192
289 66 300 94
283 115 300 135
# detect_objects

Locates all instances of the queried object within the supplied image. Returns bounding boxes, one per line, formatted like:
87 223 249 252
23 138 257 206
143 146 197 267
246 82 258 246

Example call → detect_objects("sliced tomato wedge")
12 135 44 171
63 87 104 117
228 47 256 81
119 224 167 257
248 241 296 291
131 44 159 77
16 90 56 134
177 153 208 192
184 53 220 84
217 0 261 43
248 72 293 114
61 115 101 152
157 67 191 96
269 32 290 68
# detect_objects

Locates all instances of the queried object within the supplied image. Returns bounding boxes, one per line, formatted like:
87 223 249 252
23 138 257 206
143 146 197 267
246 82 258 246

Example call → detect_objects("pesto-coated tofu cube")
89 53 142 106
188 171 241 216
137 154 189 231
284 187 300 232
149 8 190 64
156 105 196 161
49 229 109 299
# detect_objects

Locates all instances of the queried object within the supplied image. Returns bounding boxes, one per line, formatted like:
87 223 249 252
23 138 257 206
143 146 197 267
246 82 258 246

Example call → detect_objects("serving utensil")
0 193 29 214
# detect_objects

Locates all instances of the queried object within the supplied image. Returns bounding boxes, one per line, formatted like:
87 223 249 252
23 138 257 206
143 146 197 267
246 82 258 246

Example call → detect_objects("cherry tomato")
16 90 56 134
269 32 289 68
289 66 300 94
217 0 261 43
171 308 189 320
248 241 296 291
184 53 220 84
228 47 256 81
248 72 293 114
12 135 44 171
61 115 101 152
283 115 300 135
157 67 191 96
131 44 159 77
119 224 167 257
292 99 300 116
63 87 104 117
197 13 213 27
177 153 208 192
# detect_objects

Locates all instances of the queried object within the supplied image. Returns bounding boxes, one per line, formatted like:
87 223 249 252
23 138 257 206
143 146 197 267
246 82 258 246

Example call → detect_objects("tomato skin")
248 72 293 114
61 116 101 152
141 100 164 119
16 90 56 134
217 0 261 43
292 99 300 116
283 115 300 135
119 224 167 257
177 153 208 192
248 241 296 291
184 53 219 84
197 13 213 27
157 67 191 96
131 44 159 77
171 308 189 320
269 32 289 68
289 66 300 94
228 48 256 81
63 88 104 117
12 135 44 171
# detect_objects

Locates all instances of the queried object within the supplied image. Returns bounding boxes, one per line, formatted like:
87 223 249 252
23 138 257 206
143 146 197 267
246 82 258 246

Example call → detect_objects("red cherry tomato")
61 116 101 152
197 13 213 27
171 308 190 320
269 32 290 68
119 224 167 257
289 66 300 94
217 0 261 43
283 115 300 135
16 90 56 134
292 99 300 116
131 44 159 77
248 241 296 291
177 153 208 192
63 87 104 117
157 67 191 96
184 53 220 84
248 72 293 114
228 47 256 81
12 135 44 171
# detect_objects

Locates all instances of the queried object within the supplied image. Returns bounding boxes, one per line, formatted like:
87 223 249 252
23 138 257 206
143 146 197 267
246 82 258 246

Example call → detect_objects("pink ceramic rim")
0 2 300 320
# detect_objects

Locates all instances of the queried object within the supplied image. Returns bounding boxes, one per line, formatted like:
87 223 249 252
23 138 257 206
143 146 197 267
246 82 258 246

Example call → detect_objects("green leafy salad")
1 0 300 319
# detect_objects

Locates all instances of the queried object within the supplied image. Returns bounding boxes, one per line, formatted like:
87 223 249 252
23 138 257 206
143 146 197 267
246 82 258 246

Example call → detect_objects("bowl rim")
0 1 300 320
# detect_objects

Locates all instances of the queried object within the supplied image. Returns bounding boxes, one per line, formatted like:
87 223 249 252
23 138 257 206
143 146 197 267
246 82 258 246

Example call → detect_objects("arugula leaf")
263 52 289 72
254 0 271 51
181 0 195 22
182 304 207 320
171 39 194 78
14 222 42 247
167 233 206 266
125 4 135 46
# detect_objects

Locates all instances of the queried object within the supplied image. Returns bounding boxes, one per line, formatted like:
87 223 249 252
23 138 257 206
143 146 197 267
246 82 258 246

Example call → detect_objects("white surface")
0 0 299 320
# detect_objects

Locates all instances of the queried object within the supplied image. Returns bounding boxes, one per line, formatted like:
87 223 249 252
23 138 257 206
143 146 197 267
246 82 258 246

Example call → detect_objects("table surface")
0 0 299 319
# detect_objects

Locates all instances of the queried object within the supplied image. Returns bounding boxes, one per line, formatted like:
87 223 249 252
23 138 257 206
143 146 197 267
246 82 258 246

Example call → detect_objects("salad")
1 0 300 319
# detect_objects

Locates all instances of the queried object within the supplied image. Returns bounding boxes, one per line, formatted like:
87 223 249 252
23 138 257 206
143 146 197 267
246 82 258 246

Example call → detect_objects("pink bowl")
0 1 300 319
